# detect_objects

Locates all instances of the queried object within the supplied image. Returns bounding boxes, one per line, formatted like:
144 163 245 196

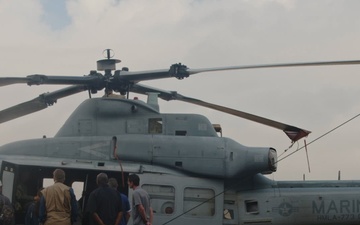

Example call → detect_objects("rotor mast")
96 49 126 96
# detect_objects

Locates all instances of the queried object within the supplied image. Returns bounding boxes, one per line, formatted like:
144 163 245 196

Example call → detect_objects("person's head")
128 174 140 189
96 173 108 187
37 187 44 195
35 187 44 202
53 169 66 183
108 178 118 190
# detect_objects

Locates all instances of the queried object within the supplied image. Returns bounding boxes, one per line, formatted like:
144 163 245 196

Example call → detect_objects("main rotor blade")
0 77 29 86
187 60 360 75
120 59 360 82
0 85 86 124
177 96 311 142
2 60 360 88
0 75 99 87
130 83 310 142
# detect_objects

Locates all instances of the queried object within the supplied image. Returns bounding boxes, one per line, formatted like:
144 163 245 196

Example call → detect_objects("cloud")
1 0 360 180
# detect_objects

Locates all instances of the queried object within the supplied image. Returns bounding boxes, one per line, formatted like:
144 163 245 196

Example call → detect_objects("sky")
1 0 360 181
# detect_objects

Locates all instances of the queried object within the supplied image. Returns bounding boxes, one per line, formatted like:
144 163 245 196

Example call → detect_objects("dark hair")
128 174 140 186
97 173 109 186
108 178 118 189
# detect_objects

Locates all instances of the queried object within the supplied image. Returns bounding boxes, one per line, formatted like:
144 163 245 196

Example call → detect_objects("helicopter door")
0 161 17 202
129 173 224 225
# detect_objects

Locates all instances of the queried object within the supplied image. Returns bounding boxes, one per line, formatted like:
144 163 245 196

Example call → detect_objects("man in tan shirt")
39 169 77 225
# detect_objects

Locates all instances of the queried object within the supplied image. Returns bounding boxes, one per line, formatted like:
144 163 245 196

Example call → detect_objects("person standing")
25 188 43 225
108 178 131 225
39 169 77 225
86 173 122 225
128 174 153 225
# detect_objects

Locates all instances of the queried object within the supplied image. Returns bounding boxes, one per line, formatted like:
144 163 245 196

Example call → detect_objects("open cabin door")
0 160 130 225
0 160 46 224
128 173 224 225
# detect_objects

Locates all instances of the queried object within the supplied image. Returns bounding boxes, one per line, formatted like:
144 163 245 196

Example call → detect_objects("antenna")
97 49 121 72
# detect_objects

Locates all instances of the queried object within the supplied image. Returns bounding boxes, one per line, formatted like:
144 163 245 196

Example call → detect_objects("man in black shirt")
86 173 122 225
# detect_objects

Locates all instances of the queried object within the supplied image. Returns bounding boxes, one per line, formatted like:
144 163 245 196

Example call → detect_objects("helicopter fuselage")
1 97 360 225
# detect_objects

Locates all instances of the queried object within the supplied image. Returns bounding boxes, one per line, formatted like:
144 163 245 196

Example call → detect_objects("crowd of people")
0 170 153 225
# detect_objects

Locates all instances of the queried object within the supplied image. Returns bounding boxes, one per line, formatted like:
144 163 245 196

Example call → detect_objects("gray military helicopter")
1 49 360 225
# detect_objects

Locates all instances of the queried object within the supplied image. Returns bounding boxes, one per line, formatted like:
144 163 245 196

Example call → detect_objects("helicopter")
1 49 360 225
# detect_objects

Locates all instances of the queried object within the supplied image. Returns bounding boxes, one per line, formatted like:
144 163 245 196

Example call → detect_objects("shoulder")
103 186 118 195
89 187 101 197
120 193 128 199
56 182 70 189
0 195 11 205
136 187 147 195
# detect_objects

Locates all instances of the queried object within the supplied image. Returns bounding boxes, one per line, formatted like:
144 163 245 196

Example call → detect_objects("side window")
223 208 234 219
245 200 259 214
183 187 215 217
1 169 14 201
72 181 84 201
43 178 53 187
149 118 163 134
142 184 175 215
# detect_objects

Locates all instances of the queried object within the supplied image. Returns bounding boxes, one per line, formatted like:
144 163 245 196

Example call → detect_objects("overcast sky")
1 0 360 181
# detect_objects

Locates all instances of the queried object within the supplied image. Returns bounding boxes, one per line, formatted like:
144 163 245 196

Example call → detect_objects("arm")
69 188 78 223
124 195 131 224
137 204 150 224
93 212 105 225
114 212 123 225
125 211 130 224
38 196 46 223
16 184 35 202
114 192 123 225
149 207 154 224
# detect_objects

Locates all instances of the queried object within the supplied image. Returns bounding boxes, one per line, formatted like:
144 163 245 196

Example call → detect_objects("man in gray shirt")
128 174 153 225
